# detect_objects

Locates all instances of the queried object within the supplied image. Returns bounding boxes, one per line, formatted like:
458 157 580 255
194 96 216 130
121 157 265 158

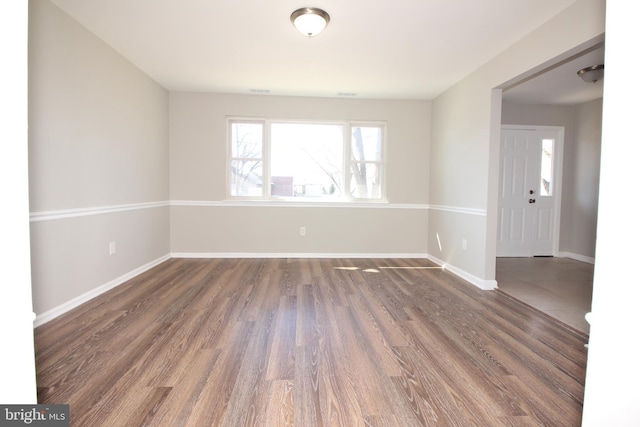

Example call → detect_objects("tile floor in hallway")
495 256 594 334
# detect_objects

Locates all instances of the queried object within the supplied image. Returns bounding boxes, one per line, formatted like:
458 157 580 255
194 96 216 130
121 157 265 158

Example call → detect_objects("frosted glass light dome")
291 8 330 37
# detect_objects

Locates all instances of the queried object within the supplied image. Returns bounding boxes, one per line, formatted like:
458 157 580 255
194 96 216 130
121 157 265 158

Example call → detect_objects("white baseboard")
34 254 171 327
172 252 497 290
426 254 497 290
557 251 595 264
171 252 429 259
35 251 497 327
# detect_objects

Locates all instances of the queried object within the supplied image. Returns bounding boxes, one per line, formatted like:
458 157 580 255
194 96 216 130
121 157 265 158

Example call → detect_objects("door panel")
509 209 525 240
498 129 538 256
536 208 553 240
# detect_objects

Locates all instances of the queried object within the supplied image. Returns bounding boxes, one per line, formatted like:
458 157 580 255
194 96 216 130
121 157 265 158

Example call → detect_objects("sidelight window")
540 138 554 196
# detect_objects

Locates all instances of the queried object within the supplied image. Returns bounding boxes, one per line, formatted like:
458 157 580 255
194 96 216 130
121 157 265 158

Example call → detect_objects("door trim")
499 125 564 257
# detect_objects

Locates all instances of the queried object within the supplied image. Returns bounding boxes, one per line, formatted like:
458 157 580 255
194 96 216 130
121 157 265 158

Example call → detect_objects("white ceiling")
49 0 596 102
502 45 604 105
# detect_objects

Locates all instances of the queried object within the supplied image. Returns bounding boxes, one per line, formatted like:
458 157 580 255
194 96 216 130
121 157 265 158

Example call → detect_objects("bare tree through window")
228 119 385 201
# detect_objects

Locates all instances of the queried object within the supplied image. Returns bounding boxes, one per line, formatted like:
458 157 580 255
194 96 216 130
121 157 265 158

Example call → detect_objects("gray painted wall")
28 0 605 317
29 0 170 316
429 0 605 281
169 92 431 256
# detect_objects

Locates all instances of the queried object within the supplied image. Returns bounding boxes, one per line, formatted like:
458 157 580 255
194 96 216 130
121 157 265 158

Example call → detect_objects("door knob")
529 198 536 203
529 190 534 194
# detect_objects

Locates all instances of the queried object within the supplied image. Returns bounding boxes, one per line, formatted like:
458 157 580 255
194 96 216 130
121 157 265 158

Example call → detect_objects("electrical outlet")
462 239 467 250
109 241 117 255
300 226 306 236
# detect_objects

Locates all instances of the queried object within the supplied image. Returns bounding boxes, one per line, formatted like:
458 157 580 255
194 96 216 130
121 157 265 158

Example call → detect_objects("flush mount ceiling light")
577 64 604 83
290 7 330 37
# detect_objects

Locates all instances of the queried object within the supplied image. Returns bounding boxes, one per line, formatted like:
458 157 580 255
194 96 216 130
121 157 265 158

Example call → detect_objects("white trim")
544 126 565 257
227 117 389 202
33 254 170 327
174 252 497 290
28 200 493 222
427 254 498 290
501 125 567 132
30 201 169 222
428 204 487 216
171 200 428 210
34 250 501 327
172 200 486 216
172 252 429 259
558 251 596 264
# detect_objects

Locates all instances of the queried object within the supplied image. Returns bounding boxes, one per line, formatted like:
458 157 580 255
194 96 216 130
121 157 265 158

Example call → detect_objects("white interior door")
497 126 562 257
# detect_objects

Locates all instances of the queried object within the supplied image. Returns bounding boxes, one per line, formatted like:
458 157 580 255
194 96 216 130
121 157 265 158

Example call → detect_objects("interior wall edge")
427 253 498 290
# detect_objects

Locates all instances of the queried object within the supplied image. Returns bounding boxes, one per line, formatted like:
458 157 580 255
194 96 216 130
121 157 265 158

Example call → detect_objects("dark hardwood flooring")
35 258 588 426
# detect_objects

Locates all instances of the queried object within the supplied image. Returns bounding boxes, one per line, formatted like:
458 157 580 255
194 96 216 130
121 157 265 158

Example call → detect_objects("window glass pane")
271 123 344 198
540 139 553 196
231 122 262 158
230 160 263 196
352 126 382 162
350 163 382 199
228 119 385 201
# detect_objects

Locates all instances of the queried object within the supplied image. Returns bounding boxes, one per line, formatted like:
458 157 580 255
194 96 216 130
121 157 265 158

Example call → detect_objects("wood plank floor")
35 258 588 426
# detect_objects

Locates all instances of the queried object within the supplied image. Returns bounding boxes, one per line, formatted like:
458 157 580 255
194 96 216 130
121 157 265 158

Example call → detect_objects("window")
230 121 264 197
228 118 385 201
540 138 554 196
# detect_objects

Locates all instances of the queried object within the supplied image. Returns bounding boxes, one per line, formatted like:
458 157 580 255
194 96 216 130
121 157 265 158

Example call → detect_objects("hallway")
496 257 594 334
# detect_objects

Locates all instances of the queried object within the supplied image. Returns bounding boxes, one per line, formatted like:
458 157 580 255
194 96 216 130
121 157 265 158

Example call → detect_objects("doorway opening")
493 43 604 334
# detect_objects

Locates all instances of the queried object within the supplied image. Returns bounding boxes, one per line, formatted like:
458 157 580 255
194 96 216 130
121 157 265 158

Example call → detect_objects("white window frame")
348 121 386 201
227 117 387 202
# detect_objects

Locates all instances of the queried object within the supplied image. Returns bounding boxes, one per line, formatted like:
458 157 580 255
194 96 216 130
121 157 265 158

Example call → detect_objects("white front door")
497 126 563 257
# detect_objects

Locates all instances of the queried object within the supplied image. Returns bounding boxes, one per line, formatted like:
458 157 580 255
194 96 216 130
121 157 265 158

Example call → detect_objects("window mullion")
264 120 271 198
344 123 352 200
